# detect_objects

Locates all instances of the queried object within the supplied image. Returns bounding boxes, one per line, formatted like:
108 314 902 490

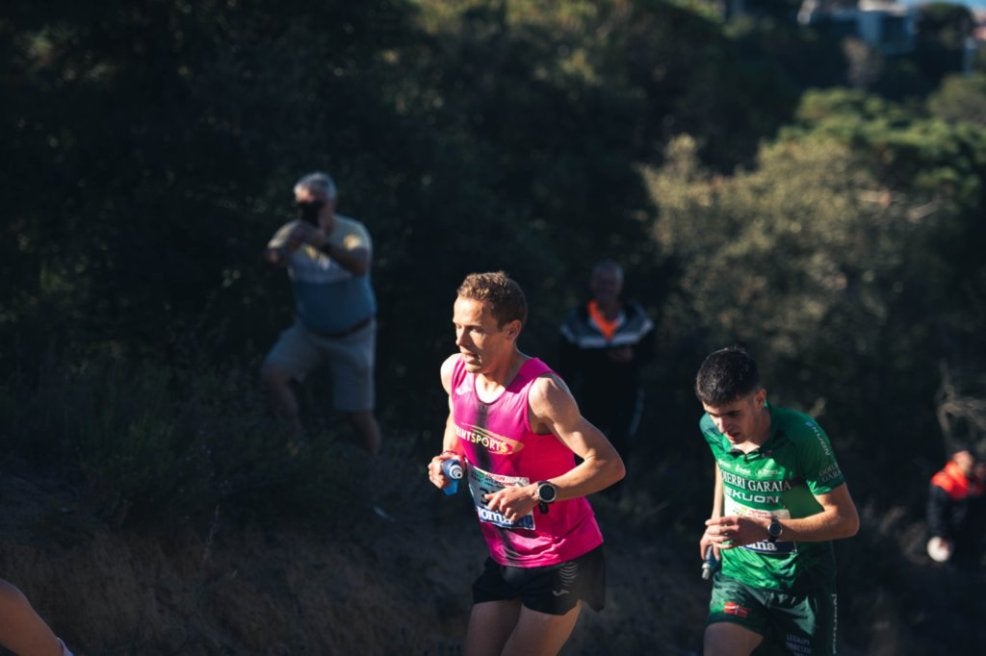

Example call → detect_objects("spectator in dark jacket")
558 260 654 498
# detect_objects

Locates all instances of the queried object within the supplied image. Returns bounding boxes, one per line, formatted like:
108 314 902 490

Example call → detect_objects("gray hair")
294 171 337 200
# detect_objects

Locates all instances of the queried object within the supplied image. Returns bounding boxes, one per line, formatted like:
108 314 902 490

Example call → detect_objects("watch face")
538 483 557 503
768 519 781 537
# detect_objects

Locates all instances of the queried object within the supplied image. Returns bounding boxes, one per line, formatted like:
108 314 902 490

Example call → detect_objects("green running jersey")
701 403 846 591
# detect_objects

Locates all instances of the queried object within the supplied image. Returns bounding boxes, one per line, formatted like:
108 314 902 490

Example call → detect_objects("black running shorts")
472 545 606 615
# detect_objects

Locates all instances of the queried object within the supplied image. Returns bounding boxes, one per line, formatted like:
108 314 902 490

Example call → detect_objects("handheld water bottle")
441 457 464 495
701 546 719 580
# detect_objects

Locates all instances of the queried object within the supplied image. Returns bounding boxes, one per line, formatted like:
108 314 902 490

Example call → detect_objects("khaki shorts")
263 319 376 412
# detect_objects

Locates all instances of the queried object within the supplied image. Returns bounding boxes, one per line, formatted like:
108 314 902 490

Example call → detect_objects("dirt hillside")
11 441 982 656
1 449 713 656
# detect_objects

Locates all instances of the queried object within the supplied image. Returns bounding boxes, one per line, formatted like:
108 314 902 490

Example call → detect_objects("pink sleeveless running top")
450 355 604 567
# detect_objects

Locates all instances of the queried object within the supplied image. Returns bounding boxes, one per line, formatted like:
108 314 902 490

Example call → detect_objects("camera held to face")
296 199 325 226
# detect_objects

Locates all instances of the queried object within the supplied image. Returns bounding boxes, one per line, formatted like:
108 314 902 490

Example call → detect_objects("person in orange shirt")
558 260 654 499
926 445 985 567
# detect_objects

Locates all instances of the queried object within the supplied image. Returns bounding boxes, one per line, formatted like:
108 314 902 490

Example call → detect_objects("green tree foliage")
1 0 420 363
927 71 986 127
2 1 986 651
2 0 817 425
0 0 983 525
1 0 984 524
647 87 986 507
646 89 986 648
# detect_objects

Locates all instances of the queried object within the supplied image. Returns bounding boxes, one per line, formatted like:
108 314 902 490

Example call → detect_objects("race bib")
467 465 535 530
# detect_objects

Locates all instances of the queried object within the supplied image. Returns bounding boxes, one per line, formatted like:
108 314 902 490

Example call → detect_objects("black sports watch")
536 481 558 504
536 481 557 513
767 516 783 543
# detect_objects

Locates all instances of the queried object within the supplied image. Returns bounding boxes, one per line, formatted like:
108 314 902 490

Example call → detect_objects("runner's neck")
475 352 528 402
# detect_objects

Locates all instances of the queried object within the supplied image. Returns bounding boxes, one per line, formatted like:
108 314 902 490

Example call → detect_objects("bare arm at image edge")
0 579 72 656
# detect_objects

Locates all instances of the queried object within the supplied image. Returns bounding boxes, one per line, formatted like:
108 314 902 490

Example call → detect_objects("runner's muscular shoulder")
440 353 460 395
528 374 618 468
527 374 580 434
440 355 462 452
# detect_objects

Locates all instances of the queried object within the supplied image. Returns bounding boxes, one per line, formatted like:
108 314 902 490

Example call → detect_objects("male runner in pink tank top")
427 271 625 656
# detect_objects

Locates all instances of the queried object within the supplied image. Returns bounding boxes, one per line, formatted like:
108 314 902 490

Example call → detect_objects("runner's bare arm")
711 464 723 519
700 465 726 558
526 373 626 500
439 353 457 397
708 483 860 547
428 354 463 488
770 483 859 542
484 374 625 521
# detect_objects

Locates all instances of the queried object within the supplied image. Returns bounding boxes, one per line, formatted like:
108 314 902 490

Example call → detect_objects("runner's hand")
704 514 766 548
427 452 458 490
699 529 722 560
483 484 538 523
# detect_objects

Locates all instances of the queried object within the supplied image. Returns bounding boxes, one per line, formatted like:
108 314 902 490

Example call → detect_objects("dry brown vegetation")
2 444 713 656
4 439 984 656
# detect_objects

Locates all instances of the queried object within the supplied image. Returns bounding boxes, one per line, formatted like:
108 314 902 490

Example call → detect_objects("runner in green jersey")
695 347 859 656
